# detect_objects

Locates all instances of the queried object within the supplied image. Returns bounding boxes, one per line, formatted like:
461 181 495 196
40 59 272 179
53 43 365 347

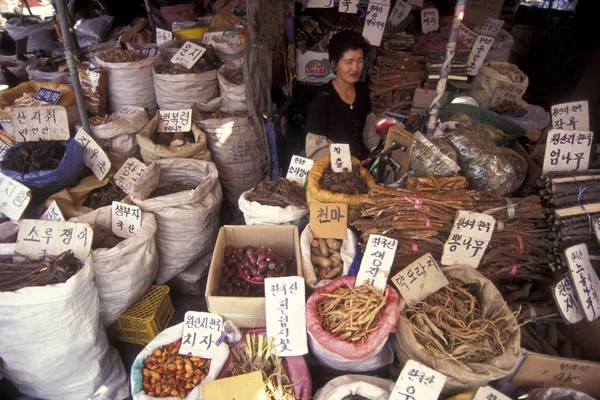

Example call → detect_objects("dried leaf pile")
319 166 369 195
317 283 388 343
246 178 307 208
84 181 127 209
92 228 124 249
149 182 197 199
1 141 65 173
0 251 82 292
102 50 146 63
406 278 514 363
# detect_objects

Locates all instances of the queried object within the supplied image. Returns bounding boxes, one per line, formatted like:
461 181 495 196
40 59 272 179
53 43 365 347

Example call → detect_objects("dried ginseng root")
317 283 388 343
142 339 210 398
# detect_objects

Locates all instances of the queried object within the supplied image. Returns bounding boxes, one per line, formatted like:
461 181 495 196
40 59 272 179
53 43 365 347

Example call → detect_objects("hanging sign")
490 81 527 108
309 203 348 240
389 359 447 400
542 129 593 173
34 87 62 105
156 28 173 46
441 211 495 268
15 220 93 262
202 371 268 400
420 8 439 34
285 155 313 186
467 35 494 76
551 101 590 131
138 46 159 58
388 1 411 26
157 109 193 133
170 41 207 70
179 311 224 358
473 386 511 400
565 244 600 321
356 234 398 292
480 18 504 36
391 253 449 307
265 276 308 357
0 172 30 221
553 276 586 324
11 106 70 142
339 0 359 13
75 128 111 180
111 201 142 239
329 143 352 173
41 200 64 222
459 24 478 48
362 0 391 47
113 157 147 194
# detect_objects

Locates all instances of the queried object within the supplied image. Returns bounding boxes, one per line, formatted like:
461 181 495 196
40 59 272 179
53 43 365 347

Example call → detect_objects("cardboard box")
205 225 303 328
296 50 336 84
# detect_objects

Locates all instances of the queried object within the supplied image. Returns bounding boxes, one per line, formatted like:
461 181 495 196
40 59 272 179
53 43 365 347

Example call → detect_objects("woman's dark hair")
328 30 369 65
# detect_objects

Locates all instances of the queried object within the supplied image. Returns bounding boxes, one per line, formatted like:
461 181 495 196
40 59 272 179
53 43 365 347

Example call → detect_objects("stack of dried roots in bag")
246 178 307 208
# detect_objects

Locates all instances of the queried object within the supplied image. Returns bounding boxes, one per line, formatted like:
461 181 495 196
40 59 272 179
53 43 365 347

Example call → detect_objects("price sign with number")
170 41 207 70
459 24 478 48
265 277 308 357
565 244 600 322
441 211 495 268
11 106 70 142
285 155 313 186
356 234 398 292
473 386 511 400
34 87 62 105
113 157 147 194
309 203 348 240
388 1 411 26
156 28 173 46
553 276 585 324
490 81 526 107
75 128 111 180
16 219 93 262
111 201 142 239
362 0 390 47
392 253 449 307
480 18 504 36
41 200 64 222
421 8 439 34
0 172 30 221
551 101 590 131
329 143 352 173
390 360 446 400
467 35 494 76
179 311 224 358
338 0 358 13
202 31 223 46
157 109 193 133
542 129 593 173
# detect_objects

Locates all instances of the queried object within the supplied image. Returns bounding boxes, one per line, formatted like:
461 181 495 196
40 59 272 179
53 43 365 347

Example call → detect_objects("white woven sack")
211 35 244 62
0 256 127 400
238 189 307 225
314 375 394 400
130 158 222 284
71 206 159 326
217 58 246 113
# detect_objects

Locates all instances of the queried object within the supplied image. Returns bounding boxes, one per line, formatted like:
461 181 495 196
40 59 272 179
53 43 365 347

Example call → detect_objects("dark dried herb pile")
1 141 65 173
92 228 124 249
155 59 216 74
149 182 197 198
84 181 127 209
245 178 307 208
102 50 146 63
319 166 369 195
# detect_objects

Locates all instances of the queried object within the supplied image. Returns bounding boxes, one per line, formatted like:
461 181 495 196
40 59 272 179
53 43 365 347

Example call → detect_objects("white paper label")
305 0 333 7
388 1 411 26
329 143 352 173
473 386 511 400
391 253 449 307
356 234 398 292
542 129 593 173
0 172 30 221
480 18 504 36
11 106 69 142
553 276 586 324
265 276 308 357
490 81 526 108
113 157 147 194
15 219 93 262
111 201 142 239
441 210 495 268
75 128 111 180
157 109 193 133
170 41 207 70
338 0 358 13
551 101 590 131
459 24 478 48
285 155 314 186
421 8 439 34
594 218 600 243
565 243 600 322
0 138 12 160
114 106 146 120
41 200 64 222
156 28 173 46
390 359 446 400
362 0 391 47
202 31 223 46
467 35 494 76
179 311 224 358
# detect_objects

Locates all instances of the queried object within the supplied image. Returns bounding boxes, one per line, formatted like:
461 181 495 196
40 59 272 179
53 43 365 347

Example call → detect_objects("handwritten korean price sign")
202 31 223 46
111 201 142 239
553 276 585 324
441 211 495 268
338 0 358 13
459 24 478 48
41 200 64 222
362 0 390 47
265 276 308 357
473 386 511 400
542 129 593 173
480 18 504 36
329 143 352 173
565 243 600 321
420 8 439 34
11 106 69 142
0 172 30 221
15 219 93 262
285 155 313 186
309 203 348 240
467 35 494 76
157 109 193 133
356 234 398 292
388 1 411 27
170 41 207 70
390 359 446 400
113 157 147 194
551 101 590 131
156 28 172 46
490 81 526 108
75 128 111 180
179 311 224 358
34 87 62 105
391 253 449 307
138 46 159 58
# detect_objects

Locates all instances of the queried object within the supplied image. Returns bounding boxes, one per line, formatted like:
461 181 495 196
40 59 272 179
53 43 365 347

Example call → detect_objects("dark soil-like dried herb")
319 166 369 195
149 182 197 198
92 228 124 249
155 59 216 74
245 178 307 208
492 100 528 116
84 181 127 209
1 141 65 174
0 251 82 291
101 50 146 63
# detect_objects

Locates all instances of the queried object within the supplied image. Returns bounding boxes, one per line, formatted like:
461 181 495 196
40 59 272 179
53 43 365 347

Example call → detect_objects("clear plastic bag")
410 132 460 177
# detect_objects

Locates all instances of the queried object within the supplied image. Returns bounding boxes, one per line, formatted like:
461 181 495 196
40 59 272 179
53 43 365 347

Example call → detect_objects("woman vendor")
305 30 380 160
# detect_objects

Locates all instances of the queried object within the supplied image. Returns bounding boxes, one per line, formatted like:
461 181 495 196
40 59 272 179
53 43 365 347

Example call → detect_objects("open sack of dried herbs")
130 322 229 400
0 252 127 399
238 178 308 226
314 375 394 400
216 330 312 400
305 276 399 372
394 264 521 393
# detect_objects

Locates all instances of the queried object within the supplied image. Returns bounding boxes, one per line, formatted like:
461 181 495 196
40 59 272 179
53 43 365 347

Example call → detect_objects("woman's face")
333 48 364 84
